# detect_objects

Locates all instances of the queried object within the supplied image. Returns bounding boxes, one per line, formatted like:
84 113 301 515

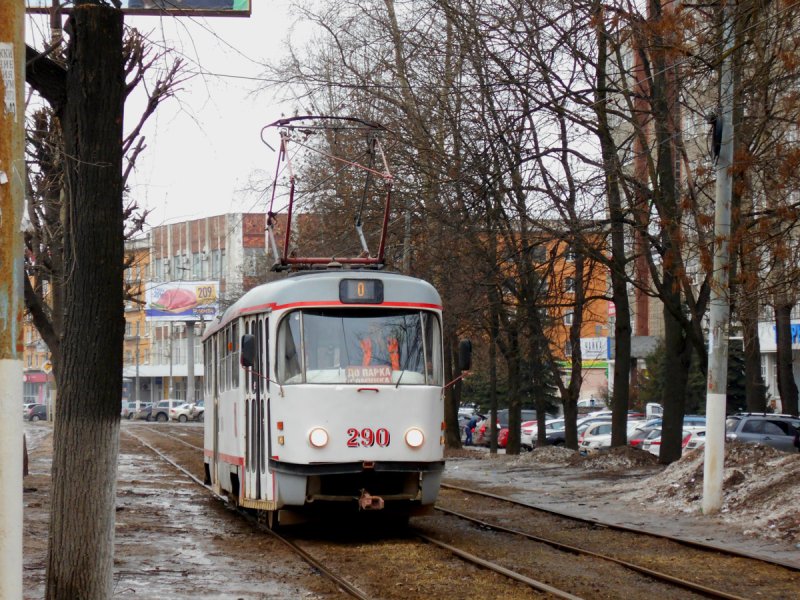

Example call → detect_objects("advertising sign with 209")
145 280 219 322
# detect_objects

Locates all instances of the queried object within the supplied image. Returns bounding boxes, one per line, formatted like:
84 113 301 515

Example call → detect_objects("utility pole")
134 331 140 409
703 0 735 515
0 3 25 598
186 320 195 403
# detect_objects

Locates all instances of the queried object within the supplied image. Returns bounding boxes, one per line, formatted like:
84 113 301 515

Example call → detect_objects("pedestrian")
465 415 479 446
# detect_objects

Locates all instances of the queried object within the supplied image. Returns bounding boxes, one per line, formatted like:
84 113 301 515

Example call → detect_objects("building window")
529 245 547 263
564 311 574 325
564 277 576 294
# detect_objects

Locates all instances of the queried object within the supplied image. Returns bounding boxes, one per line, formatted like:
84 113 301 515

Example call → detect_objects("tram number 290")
347 428 390 448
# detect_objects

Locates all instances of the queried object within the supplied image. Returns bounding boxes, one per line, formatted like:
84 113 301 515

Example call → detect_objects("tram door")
244 315 269 501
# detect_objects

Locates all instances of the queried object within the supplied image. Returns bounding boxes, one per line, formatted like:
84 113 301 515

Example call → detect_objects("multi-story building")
22 316 53 404
542 239 612 400
122 214 270 403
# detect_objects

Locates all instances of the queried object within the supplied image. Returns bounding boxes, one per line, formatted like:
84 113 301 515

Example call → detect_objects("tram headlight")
308 427 329 448
404 427 425 448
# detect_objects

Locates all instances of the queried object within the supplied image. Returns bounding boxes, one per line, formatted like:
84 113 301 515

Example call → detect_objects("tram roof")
203 270 442 340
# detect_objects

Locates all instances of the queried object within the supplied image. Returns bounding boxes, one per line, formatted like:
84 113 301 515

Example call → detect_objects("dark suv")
726 414 800 453
24 404 48 422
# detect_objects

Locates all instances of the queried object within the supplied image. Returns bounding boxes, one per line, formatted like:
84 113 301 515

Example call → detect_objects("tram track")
441 482 800 570
122 426 370 599
124 425 560 598
434 483 799 599
124 424 799 599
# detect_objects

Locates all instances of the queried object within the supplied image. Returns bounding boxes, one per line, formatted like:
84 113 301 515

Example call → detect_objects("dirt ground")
21 422 800 599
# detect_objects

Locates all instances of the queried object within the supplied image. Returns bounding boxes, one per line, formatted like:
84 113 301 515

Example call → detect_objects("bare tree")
25 2 183 596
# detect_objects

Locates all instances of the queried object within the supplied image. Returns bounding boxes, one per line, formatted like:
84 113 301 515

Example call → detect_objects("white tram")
201 270 450 525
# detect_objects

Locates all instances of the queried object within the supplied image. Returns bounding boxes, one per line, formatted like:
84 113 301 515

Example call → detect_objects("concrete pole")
186 320 195 403
134 333 140 409
703 0 735 515
0 3 26 597
168 322 173 398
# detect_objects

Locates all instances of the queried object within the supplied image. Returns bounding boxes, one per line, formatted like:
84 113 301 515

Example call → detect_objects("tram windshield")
277 308 443 385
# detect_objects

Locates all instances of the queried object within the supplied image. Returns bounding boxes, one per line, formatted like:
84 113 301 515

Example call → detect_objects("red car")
498 420 537 448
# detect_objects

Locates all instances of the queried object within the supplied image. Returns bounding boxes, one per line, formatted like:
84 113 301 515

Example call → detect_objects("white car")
169 403 195 423
683 429 706 454
521 418 565 450
578 421 613 455
642 429 693 456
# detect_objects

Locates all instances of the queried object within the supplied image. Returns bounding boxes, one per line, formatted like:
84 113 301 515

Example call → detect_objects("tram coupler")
358 490 385 510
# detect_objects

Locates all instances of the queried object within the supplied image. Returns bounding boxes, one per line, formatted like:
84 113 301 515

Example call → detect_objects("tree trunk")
443 323 462 447
741 308 767 412
774 298 799 416
660 292 691 464
593 6 632 447
505 330 521 455
46 4 125 599
562 253 586 450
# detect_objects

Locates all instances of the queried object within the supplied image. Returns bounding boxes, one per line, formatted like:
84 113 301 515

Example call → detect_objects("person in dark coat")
465 415 479 446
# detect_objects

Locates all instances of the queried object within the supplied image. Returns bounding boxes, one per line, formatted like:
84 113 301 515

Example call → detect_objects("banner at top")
25 1 251 17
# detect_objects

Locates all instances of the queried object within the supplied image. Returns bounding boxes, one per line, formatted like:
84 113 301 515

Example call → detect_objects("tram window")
423 313 444 386
231 322 239 388
262 318 269 391
277 308 440 385
277 312 303 383
217 331 224 392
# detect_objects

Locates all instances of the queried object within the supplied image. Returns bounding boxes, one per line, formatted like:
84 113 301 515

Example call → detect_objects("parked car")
579 421 614 455
628 425 660 450
23 403 36 418
121 401 139 419
577 398 606 409
151 399 185 422
725 414 800 453
132 403 153 421
683 429 706 453
24 404 47 422
642 428 693 457
170 403 195 423
521 418 565 450
498 420 536 448
641 415 706 432
191 401 205 422
475 409 537 446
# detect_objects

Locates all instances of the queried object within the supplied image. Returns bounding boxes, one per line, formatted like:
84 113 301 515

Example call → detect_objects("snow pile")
622 442 800 543
515 445 577 465
575 446 659 471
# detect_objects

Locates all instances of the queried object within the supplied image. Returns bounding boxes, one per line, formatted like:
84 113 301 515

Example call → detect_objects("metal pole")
134 334 140 409
703 0 735 515
0 3 26 597
168 322 173 398
186 320 195 403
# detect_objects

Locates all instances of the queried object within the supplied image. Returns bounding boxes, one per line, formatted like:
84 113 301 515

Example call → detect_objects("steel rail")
414 531 584 600
441 482 800 572
122 429 370 600
128 422 204 452
433 505 748 600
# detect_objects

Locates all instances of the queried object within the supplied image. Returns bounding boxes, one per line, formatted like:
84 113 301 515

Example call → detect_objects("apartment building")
122 213 269 403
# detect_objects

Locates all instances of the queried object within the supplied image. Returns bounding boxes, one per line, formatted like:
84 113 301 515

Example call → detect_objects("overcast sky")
26 2 299 228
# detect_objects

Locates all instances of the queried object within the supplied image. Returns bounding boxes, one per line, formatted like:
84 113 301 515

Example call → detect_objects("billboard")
25 1 251 17
145 280 219 322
